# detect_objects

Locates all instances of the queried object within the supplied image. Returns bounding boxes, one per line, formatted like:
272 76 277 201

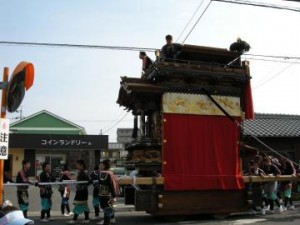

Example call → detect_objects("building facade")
117 128 134 144
244 113 300 163
99 128 134 166
101 142 124 162
6 110 108 178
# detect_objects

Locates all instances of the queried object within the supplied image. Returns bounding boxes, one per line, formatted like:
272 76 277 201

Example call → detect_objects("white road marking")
232 219 267 224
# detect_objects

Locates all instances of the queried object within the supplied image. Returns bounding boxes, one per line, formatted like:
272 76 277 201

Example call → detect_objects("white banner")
0 119 9 160
163 93 242 117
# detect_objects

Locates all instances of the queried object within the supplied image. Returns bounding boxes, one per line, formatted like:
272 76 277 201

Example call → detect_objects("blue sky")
0 0 300 141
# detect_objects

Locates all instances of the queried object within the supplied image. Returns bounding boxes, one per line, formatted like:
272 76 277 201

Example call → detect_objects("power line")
0 41 156 52
176 0 206 42
242 53 300 64
247 53 300 89
252 62 285 87
243 56 300 64
254 62 295 89
254 63 288 87
73 120 132 123
102 112 130 133
2 40 300 62
2 41 300 67
101 111 130 131
212 0 300 12
244 53 300 60
182 0 212 43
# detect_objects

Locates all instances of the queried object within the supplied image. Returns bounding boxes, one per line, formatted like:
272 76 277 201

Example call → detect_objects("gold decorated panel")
129 150 161 162
162 93 241 117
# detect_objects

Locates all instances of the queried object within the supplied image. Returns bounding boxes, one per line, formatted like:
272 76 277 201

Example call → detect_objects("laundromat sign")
0 119 9 159
9 133 108 150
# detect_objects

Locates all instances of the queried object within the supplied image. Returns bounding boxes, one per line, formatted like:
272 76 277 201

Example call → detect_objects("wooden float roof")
117 45 248 111
177 44 241 66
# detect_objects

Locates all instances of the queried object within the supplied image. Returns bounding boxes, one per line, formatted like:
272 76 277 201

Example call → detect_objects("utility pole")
0 68 8 203
0 62 34 203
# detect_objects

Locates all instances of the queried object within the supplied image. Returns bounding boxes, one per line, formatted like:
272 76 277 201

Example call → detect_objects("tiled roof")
244 113 300 137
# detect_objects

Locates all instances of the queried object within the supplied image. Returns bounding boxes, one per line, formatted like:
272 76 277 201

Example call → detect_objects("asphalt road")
4 184 118 214
4 186 300 225
28 209 300 225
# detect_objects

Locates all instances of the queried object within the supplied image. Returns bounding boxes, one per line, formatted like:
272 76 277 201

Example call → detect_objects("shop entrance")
4 154 13 179
36 154 66 178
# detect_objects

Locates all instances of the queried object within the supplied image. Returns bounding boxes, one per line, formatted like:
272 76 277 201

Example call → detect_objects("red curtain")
244 73 255 119
162 114 244 191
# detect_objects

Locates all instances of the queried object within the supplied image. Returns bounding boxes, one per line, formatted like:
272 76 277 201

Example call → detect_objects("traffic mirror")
7 62 34 112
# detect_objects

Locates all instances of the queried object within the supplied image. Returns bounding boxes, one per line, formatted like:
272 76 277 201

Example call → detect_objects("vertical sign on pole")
0 119 9 159
0 67 8 203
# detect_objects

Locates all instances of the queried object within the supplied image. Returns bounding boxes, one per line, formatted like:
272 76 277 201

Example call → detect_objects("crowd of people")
3 153 300 224
12 159 118 225
246 154 299 215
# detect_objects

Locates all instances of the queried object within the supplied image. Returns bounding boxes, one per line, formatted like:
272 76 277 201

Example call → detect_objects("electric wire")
212 0 300 13
252 59 291 87
254 62 296 89
244 53 300 60
101 111 131 132
73 119 132 123
243 56 300 64
176 0 206 42
2 40 300 63
182 0 212 43
102 111 130 133
0 41 156 52
251 62 284 88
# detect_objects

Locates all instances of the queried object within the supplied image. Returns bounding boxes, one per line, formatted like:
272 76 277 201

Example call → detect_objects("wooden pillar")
132 115 138 139
146 115 152 138
140 112 146 137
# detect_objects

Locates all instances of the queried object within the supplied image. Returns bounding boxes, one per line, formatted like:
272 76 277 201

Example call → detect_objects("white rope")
4 183 31 186
117 172 142 190
37 181 89 186
117 175 129 181
4 180 93 187
131 176 141 191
